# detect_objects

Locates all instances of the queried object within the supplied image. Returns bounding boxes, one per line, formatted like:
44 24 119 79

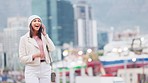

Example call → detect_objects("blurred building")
32 0 75 46
98 31 109 50
73 1 98 48
118 68 148 83
57 0 75 46
2 17 28 70
114 28 140 41
0 0 31 29
32 0 50 38
0 31 4 68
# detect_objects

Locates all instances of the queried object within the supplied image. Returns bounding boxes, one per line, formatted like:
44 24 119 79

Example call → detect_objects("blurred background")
0 0 148 83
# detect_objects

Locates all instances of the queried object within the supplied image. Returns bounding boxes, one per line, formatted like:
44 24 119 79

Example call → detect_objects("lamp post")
124 59 127 83
142 58 145 83
132 58 137 68
123 47 128 83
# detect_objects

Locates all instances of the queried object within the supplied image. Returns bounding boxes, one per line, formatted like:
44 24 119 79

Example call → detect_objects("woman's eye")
38 20 41 22
33 20 36 22
33 19 41 22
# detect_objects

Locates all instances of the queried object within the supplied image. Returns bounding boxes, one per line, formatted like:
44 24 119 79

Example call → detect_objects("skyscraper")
3 17 28 69
98 31 109 49
32 0 59 45
32 0 75 46
57 0 75 46
73 1 98 48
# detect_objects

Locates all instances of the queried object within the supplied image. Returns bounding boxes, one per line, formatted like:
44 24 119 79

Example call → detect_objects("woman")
19 15 55 83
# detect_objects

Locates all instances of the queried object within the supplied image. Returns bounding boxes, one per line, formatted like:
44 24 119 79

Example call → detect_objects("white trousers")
25 62 51 83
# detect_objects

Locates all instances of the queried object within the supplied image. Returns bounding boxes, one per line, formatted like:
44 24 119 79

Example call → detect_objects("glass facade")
57 0 75 46
49 0 59 45
32 0 74 46
32 0 59 45
98 32 109 49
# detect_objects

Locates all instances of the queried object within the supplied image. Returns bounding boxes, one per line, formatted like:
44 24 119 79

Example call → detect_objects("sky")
72 0 148 34
0 0 148 34
0 0 31 28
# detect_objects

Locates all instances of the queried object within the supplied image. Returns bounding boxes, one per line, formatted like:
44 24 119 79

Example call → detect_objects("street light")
132 58 137 62
140 37 144 41
87 49 92 53
132 58 137 68
88 58 92 62
78 51 83 55
63 50 68 57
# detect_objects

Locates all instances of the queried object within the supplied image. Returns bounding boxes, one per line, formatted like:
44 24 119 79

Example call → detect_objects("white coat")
19 32 55 66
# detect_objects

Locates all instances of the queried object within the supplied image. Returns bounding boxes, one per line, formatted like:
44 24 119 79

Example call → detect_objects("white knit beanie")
28 15 42 28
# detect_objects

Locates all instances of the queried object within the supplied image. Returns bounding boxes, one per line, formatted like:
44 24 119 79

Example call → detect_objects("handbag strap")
46 45 53 70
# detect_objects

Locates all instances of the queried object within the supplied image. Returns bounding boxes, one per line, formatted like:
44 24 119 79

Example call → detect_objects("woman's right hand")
32 53 41 59
41 24 47 36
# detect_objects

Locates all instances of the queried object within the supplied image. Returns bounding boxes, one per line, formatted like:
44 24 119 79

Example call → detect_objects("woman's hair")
29 24 42 39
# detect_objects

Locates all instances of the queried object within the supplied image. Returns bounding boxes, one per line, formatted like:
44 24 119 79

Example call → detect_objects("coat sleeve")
19 37 33 64
44 34 55 51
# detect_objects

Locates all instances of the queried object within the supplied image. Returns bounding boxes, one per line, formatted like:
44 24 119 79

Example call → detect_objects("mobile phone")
40 24 44 32
41 24 43 30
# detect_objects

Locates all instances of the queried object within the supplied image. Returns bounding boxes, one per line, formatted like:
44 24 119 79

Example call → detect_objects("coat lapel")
28 38 39 48
26 32 39 48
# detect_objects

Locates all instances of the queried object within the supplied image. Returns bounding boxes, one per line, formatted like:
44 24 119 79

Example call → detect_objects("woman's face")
31 18 42 31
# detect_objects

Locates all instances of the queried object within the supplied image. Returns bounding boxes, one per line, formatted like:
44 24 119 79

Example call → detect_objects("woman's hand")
32 53 41 60
41 24 47 36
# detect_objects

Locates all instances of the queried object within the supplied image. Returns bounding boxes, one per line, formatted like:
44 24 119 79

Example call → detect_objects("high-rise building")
32 0 51 36
32 0 75 46
3 17 28 70
32 0 59 45
73 1 98 48
57 0 75 46
98 31 109 50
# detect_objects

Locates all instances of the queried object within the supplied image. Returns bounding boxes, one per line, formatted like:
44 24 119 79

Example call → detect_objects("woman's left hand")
41 24 47 36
